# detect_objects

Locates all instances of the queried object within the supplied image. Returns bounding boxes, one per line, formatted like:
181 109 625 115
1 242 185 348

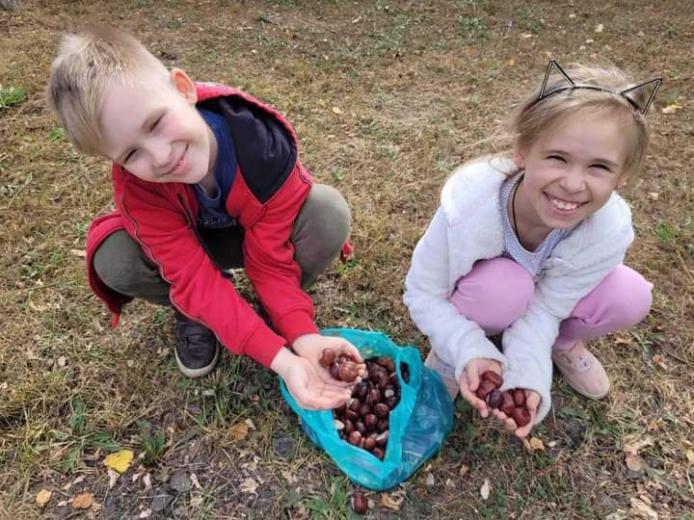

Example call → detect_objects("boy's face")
99 68 215 186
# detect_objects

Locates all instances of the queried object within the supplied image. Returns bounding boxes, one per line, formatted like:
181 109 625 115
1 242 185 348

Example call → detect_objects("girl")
404 61 661 438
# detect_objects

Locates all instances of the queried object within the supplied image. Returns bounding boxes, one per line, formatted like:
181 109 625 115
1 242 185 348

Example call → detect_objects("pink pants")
450 258 653 351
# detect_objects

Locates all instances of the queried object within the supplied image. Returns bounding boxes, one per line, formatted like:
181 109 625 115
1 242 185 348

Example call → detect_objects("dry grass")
1 1 692 518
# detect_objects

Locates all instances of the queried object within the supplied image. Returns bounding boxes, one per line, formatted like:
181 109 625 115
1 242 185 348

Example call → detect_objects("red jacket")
86 82 321 368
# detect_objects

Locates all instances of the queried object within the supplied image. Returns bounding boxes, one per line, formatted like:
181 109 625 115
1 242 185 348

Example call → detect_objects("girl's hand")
292 333 366 385
459 358 503 418
271 348 352 410
490 389 541 439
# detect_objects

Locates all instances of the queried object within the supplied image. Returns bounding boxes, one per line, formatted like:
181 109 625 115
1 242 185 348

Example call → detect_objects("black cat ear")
539 60 575 101
620 77 662 115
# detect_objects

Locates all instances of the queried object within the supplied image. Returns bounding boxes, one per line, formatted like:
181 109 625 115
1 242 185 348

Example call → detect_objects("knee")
451 258 534 329
304 184 352 251
600 266 653 326
93 231 150 295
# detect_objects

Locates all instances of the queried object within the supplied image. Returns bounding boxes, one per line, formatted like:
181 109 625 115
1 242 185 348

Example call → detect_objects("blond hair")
506 63 653 178
46 27 168 156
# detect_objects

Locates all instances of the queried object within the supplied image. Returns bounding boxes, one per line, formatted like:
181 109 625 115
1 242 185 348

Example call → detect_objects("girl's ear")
617 174 629 189
170 68 197 105
512 148 526 170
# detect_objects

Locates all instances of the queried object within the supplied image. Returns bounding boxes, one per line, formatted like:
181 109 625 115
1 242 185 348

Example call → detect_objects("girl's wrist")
270 347 294 378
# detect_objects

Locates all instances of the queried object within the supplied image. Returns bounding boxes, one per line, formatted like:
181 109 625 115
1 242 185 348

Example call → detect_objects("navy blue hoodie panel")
197 97 297 204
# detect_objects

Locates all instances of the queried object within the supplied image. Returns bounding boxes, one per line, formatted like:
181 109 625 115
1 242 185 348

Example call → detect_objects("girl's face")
513 108 630 232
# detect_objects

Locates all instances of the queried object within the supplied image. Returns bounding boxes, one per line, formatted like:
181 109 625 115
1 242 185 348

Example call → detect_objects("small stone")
151 493 174 513
169 471 192 493
272 436 295 459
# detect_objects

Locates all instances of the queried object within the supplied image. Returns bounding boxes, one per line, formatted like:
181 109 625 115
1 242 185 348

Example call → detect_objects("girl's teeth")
550 197 579 211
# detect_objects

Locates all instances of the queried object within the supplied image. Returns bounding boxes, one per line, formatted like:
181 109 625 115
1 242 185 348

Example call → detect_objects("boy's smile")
511 107 630 244
99 68 217 191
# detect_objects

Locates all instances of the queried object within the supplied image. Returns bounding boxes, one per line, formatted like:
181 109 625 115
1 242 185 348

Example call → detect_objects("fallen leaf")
103 449 134 473
143 473 152 491
686 449 694 464
425 473 435 487
661 104 682 114
379 493 403 511
651 354 668 370
595 23 604 33
480 479 490 500
36 489 52 508
229 421 249 442
71 491 94 510
107 469 120 489
244 418 256 430
626 454 647 472
190 473 202 490
240 477 258 494
629 497 658 519
458 464 469 477
190 495 204 508
331 106 343 115
647 192 659 200
529 437 545 451
139 509 152 518
70 249 86 258
281 470 297 485
623 435 654 456
568 13 577 19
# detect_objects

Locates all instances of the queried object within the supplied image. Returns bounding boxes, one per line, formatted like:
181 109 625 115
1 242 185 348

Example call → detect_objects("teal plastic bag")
280 328 454 491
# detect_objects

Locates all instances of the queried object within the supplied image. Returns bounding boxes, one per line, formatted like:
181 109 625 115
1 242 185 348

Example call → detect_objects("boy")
47 27 359 410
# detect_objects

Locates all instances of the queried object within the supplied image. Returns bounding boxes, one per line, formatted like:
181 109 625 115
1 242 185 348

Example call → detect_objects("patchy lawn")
1 1 692 518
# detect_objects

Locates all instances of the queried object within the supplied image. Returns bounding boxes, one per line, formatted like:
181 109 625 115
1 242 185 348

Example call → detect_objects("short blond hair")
46 27 168 156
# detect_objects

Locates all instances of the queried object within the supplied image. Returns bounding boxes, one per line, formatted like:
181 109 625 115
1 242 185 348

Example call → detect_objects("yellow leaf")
36 489 52 508
229 421 249 442
661 104 682 114
626 454 646 472
71 491 94 509
103 449 134 474
331 106 343 115
529 437 545 451
685 449 694 464
379 493 403 511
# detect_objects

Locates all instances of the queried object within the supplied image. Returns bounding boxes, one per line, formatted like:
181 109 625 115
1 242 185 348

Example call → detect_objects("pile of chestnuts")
320 349 408 460
474 370 531 427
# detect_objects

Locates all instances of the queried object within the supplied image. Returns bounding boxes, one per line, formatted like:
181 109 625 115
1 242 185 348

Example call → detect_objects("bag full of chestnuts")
280 328 454 491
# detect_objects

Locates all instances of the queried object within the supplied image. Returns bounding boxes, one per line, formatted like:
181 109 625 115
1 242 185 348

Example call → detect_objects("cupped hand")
459 358 503 418
271 348 352 410
292 333 366 385
490 389 541 438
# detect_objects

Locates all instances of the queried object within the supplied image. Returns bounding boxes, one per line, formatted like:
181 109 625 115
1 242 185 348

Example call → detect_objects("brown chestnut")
343 418 354 434
375 431 389 447
374 403 390 417
500 391 515 416
355 420 366 435
372 447 385 460
329 363 341 380
377 418 389 432
319 348 336 367
347 431 362 446
351 491 368 515
512 389 526 407
487 389 503 409
475 379 497 399
339 363 359 383
364 414 378 430
363 437 376 451
511 406 531 427
366 388 381 405
354 381 369 399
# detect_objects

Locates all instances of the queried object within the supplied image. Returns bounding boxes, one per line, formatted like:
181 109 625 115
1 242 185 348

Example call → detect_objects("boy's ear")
170 68 197 104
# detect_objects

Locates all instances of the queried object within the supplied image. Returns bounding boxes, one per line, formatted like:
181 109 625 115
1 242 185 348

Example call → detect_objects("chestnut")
364 414 378 430
475 379 497 400
372 447 385 460
487 390 503 409
512 388 526 407
319 348 336 367
511 406 531 427
348 431 362 446
329 363 341 380
339 363 359 383
366 388 381 405
500 391 515 416
351 491 368 515
374 403 390 417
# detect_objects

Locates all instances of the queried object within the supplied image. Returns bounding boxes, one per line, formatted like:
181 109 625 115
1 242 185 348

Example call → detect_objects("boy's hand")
490 389 541 439
459 358 502 418
292 334 366 385
271 348 352 410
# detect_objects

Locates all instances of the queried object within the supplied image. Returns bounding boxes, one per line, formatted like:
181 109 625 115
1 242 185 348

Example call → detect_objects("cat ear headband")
534 60 662 115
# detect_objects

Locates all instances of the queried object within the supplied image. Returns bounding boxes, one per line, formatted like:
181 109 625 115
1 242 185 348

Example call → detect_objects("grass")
1 0 693 518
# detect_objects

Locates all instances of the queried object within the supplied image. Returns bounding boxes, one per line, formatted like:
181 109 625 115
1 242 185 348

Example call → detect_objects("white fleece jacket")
403 158 634 423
